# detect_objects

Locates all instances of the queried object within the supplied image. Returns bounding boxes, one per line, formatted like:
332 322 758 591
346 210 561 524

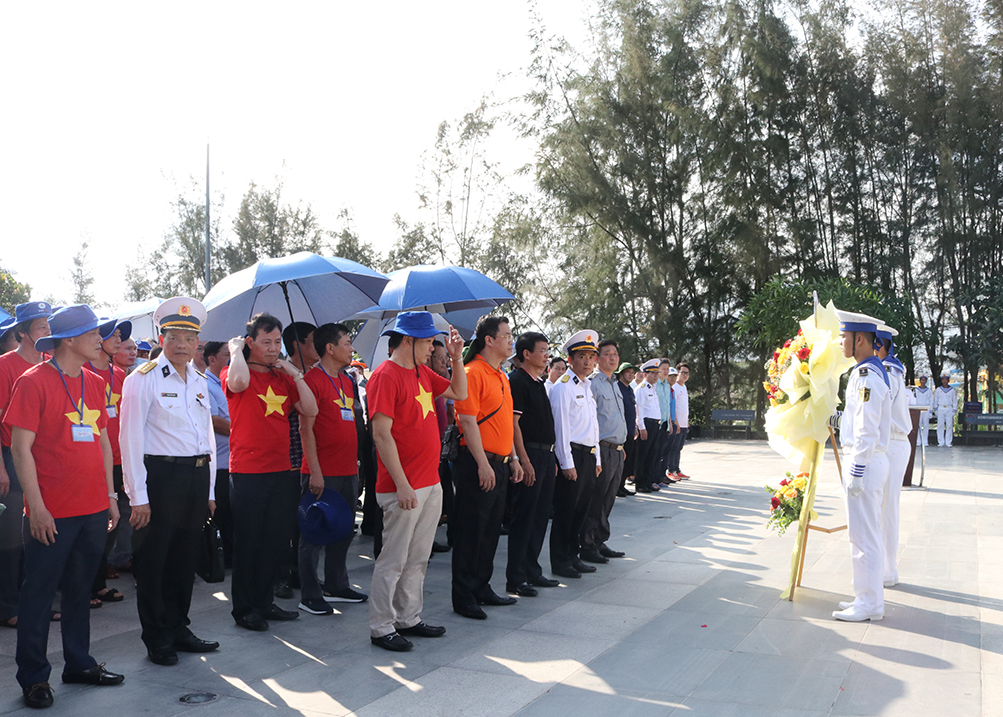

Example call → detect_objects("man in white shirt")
120 298 219 666
877 324 908 589
549 331 600 579
912 375 932 446
544 357 567 395
667 362 691 479
632 359 662 493
933 374 958 447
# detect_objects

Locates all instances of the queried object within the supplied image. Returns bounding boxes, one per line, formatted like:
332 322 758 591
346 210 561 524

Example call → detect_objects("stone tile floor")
0 440 997 715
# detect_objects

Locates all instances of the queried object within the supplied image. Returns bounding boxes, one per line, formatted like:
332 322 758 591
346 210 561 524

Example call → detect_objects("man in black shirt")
507 332 560 595
616 363 638 497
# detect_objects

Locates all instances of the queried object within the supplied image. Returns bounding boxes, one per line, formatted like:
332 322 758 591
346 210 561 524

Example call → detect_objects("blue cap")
0 316 15 340
136 340 153 351
34 305 117 353
297 489 355 545
99 318 132 343
380 311 447 340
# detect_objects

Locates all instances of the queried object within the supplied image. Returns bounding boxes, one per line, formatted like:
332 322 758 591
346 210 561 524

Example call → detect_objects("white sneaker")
838 600 854 610
883 579 898 588
833 605 883 622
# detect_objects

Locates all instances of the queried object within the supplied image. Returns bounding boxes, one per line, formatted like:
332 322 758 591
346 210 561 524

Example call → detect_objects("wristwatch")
109 492 118 499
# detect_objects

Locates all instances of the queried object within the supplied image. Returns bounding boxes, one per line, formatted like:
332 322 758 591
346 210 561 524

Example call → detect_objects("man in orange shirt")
451 316 524 620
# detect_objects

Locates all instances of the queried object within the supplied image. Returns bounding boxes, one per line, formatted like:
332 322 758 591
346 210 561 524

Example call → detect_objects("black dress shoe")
62 664 125 685
636 486 653 493
572 559 598 573
371 632 413 652
477 592 517 606
529 576 560 588
580 549 609 564
552 566 582 579
273 582 294 600
147 647 179 666
431 541 452 553
453 604 488 620
616 488 635 497
23 683 53 709
235 614 269 631
263 604 299 621
174 635 220 653
506 582 539 597
398 621 446 638
599 545 625 558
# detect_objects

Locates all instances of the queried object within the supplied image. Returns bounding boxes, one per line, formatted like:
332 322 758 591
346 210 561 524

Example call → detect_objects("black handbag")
440 405 502 462
197 519 225 583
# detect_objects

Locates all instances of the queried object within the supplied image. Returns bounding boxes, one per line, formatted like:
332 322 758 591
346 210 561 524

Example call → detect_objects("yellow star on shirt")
108 391 121 410
65 400 102 436
333 395 355 410
414 384 435 419
257 385 288 416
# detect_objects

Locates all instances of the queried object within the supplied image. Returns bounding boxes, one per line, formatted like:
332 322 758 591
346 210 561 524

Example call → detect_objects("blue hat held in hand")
297 489 354 545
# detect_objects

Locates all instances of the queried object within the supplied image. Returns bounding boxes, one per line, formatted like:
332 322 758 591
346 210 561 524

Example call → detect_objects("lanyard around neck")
320 365 349 407
51 358 85 424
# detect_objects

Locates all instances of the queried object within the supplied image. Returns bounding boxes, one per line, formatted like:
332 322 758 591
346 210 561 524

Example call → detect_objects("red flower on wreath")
771 496 781 510
784 339 792 348
780 478 789 487
797 346 810 361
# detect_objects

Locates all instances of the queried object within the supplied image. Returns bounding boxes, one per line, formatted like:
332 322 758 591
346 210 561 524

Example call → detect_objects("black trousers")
667 427 688 473
581 443 624 552
229 471 299 619
92 465 126 595
621 434 637 489
17 511 106 689
451 449 509 609
506 446 557 585
550 443 596 570
0 446 24 621
634 418 662 489
132 457 210 651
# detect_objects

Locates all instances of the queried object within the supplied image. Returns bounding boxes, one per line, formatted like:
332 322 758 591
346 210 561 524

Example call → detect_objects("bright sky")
1 1 588 311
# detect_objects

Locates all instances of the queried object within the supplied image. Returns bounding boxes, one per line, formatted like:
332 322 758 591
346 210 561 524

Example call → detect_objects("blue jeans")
17 510 107 688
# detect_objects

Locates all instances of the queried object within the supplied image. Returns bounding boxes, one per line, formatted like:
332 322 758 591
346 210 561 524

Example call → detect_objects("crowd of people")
0 299 694 709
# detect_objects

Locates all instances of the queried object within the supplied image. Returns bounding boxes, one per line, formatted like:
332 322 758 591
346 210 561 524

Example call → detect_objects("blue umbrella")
371 265 514 315
201 252 388 341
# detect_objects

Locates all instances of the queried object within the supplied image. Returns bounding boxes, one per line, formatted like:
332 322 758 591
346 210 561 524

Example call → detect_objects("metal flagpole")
205 143 212 294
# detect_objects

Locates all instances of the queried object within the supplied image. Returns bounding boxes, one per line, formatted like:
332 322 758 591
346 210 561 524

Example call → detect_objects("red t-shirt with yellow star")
366 361 450 493
0 350 36 448
222 366 297 474
2 362 109 519
84 361 125 465
300 366 358 477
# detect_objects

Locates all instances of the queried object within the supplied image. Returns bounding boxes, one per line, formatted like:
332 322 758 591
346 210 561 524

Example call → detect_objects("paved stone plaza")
0 439 998 716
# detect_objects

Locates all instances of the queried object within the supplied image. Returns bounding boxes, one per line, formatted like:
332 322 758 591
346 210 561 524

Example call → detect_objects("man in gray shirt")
580 340 627 563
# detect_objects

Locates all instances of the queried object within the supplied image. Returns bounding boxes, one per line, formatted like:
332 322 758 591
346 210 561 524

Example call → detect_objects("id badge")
106 406 117 418
71 424 94 442
340 408 353 421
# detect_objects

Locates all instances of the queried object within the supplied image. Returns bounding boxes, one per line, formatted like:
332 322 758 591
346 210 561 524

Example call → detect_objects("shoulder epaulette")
560 373 571 383
194 368 207 380
137 361 158 375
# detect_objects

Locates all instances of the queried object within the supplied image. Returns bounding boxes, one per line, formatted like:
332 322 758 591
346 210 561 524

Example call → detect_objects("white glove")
847 474 864 497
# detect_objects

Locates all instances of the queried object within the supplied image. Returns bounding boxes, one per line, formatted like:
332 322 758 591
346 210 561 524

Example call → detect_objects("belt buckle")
195 456 208 467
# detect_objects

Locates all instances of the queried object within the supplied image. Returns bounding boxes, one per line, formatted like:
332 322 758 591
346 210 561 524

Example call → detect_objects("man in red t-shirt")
84 318 131 605
3 305 123 709
223 313 318 632
297 323 366 615
0 301 52 630
367 311 466 652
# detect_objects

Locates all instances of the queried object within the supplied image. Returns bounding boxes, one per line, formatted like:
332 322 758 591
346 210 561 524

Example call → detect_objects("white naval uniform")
120 352 217 506
912 385 932 446
633 379 661 429
550 372 600 471
839 357 891 615
933 385 958 447
882 358 910 586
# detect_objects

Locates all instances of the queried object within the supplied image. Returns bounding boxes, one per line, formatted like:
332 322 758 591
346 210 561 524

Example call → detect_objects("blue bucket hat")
0 316 15 341
15 301 54 325
136 340 153 351
103 319 132 343
380 311 447 340
34 305 117 353
297 489 354 545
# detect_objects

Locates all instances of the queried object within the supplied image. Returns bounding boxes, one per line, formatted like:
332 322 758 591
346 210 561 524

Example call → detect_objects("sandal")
90 598 103 609
93 588 124 603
